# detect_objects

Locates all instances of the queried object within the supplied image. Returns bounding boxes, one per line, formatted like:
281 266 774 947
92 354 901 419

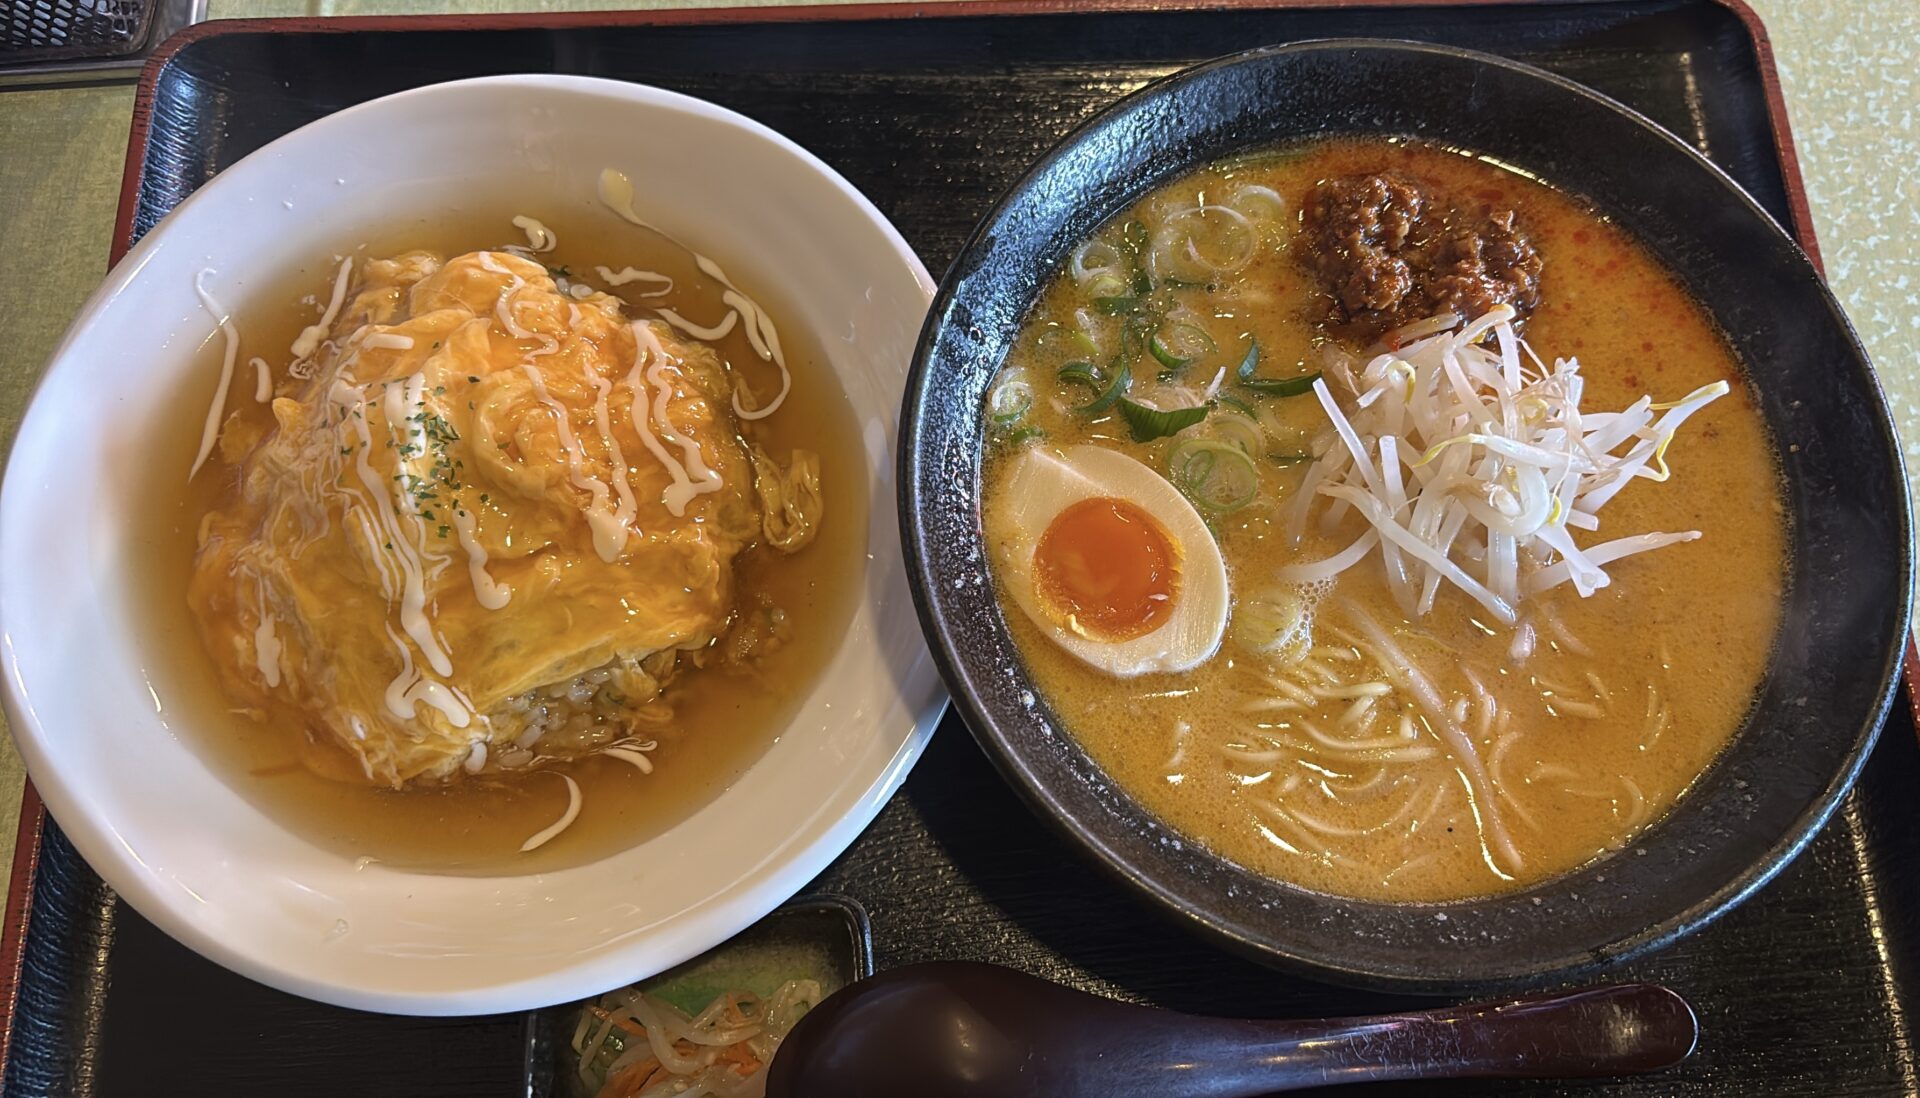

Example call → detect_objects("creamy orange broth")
982 140 1785 901
135 204 866 874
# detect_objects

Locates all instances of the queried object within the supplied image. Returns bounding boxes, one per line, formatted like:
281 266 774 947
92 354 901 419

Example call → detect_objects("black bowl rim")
899 36 1914 991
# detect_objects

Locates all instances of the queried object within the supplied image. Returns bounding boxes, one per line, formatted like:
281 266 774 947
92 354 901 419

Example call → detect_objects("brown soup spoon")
764 961 1697 1097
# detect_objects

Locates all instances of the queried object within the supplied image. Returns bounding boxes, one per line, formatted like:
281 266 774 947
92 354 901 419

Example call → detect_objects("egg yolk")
1033 496 1179 641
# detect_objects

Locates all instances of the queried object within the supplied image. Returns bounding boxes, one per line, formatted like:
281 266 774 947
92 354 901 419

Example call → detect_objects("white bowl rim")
0 72 945 1014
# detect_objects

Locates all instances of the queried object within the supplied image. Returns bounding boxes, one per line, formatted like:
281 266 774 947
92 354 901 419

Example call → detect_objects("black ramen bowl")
900 39 1913 992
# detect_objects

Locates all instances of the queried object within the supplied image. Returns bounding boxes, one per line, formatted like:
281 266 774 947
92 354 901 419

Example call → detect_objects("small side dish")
557 897 863 1098
571 979 821 1097
980 138 1785 902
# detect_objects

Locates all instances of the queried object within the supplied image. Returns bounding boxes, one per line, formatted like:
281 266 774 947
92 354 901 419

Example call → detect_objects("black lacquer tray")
7 3 1919 1094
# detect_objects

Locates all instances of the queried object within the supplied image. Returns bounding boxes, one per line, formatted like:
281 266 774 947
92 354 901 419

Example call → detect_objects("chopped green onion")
1168 438 1259 513
1149 322 1218 371
1118 316 1152 362
1234 337 1261 381
1130 267 1153 296
1085 272 1130 300
1070 240 1126 285
1093 295 1141 316
1121 219 1150 261
1235 336 1319 396
999 425 1047 448
1269 451 1313 465
1241 371 1321 398
1058 361 1100 389
1117 399 1209 442
1208 411 1264 456
1226 182 1287 223
987 372 1034 425
1037 325 1099 359
1079 361 1132 414
1213 390 1258 419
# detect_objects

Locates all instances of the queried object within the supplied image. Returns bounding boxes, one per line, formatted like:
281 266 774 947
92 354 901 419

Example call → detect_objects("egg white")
994 444 1229 676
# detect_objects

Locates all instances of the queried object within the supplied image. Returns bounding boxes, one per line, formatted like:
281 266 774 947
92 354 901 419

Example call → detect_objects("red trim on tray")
0 783 47 1073
1909 644 1920 733
1706 0 1920 721
1713 0 1920 729
1711 0 1822 269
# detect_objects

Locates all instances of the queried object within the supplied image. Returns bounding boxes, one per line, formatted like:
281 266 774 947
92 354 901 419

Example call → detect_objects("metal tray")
7 2 1919 1094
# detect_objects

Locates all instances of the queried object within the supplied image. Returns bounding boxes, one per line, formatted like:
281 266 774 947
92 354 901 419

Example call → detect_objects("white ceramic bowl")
0 75 945 1015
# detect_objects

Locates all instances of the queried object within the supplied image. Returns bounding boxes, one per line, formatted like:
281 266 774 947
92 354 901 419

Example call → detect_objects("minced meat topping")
1299 172 1544 341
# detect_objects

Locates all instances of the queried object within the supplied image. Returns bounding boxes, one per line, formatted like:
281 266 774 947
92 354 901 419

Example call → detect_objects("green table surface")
0 0 1914 900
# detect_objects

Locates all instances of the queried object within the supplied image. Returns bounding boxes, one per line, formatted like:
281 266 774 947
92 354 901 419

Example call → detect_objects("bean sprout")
1282 307 1726 622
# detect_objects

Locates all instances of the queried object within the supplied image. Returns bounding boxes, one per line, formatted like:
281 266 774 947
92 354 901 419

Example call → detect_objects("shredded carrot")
716 1042 763 1076
600 1058 662 1098
586 993 779 1096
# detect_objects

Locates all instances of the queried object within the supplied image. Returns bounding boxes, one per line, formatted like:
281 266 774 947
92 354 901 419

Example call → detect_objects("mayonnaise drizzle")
384 373 455 581
383 373 427 476
511 214 557 252
596 168 658 231
341 375 473 728
477 252 560 356
603 744 656 773
595 170 791 418
653 307 737 342
716 287 790 420
595 265 673 297
292 257 352 360
349 507 399 600
521 365 631 561
721 292 769 360
520 773 583 852
477 252 531 338
251 579 284 688
693 253 736 287
629 322 725 516
450 506 510 610
590 372 641 535
381 623 472 728
188 270 241 481
250 356 272 402
333 378 454 679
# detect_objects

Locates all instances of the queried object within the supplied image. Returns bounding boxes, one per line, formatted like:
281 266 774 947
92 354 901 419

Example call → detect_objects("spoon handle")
1158 983 1697 1096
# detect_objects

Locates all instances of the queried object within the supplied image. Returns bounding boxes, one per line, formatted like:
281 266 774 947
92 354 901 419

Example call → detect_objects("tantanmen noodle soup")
979 138 1784 902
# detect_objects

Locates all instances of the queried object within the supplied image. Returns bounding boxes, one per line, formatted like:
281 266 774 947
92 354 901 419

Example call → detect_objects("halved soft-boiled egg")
991 444 1229 676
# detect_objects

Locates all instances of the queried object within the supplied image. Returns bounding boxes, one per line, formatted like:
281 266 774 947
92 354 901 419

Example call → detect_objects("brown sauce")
134 200 868 874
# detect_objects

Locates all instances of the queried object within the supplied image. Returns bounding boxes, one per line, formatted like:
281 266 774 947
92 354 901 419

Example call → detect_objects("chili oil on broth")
981 139 1785 902
135 201 868 874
